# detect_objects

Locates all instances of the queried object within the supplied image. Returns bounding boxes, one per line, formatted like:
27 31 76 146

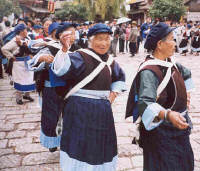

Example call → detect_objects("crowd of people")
0 15 197 171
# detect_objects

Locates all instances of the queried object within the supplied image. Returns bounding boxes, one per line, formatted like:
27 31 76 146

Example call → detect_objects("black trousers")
129 42 137 55
119 38 125 53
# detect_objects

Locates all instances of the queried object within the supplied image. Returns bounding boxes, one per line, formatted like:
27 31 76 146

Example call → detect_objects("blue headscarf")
48 22 59 35
14 24 27 33
55 22 76 39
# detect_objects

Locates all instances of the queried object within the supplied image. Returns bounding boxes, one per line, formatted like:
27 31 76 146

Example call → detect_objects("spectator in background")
118 23 126 54
125 23 131 53
128 21 138 57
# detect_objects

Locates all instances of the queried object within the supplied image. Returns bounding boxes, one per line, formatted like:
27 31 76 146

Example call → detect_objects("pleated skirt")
40 87 63 148
140 113 194 171
60 96 118 170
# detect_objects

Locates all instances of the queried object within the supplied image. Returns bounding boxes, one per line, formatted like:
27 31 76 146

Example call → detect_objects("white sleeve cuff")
111 81 127 93
51 50 71 76
142 103 164 131
184 78 195 92
27 54 45 71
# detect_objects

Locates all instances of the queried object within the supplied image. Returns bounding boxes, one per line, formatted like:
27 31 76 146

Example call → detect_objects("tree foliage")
55 3 89 22
0 0 21 21
149 0 186 21
76 0 125 21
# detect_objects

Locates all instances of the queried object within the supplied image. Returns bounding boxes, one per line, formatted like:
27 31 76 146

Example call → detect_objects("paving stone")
131 155 143 168
0 148 14 156
0 139 8 148
0 132 6 139
22 151 60 165
8 117 41 124
0 154 22 169
6 131 26 139
118 144 143 157
0 123 15 131
17 123 38 130
6 114 24 120
116 157 133 171
15 143 48 153
8 138 32 147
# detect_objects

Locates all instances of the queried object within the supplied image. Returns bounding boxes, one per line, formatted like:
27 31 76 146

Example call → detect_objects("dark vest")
73 50 114 91
126 61 187 119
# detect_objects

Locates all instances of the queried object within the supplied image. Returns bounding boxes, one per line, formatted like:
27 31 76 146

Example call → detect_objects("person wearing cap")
1 24 35 105
128 21 138 57
27 22 67 152
126 22 194 171
51 23 126 171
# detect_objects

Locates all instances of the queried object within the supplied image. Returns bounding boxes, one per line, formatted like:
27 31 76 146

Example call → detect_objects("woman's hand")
167 111 189 130
60 31 72 52
109 91 118 104
39 55 54 63
187 92 191 110
15 36 22 46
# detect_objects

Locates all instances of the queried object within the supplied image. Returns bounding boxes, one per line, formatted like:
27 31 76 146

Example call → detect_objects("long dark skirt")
140 113 194 171
41 87 63 136
60 96 117 165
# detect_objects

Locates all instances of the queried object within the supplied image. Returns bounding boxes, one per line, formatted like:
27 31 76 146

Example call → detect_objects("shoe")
23 96 34 102
10 80 13 85
49 147 57 152
16 99 23 105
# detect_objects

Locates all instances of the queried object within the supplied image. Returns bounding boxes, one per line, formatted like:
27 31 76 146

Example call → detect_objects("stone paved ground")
0 50 200 171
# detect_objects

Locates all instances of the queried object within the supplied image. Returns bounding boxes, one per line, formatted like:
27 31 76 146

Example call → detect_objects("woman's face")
43 20 52 35
60 27 75 46
91 33 111 55
159 32 176 59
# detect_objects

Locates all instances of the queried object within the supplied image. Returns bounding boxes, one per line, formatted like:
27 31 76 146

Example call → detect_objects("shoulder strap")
64 49 114 100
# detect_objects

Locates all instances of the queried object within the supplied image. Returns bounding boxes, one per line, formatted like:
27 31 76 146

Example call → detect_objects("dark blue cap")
55 22 76 39
144 22 174 51
87 23 113 37
33 25 43 30
48 22 59 35
14 24 27 33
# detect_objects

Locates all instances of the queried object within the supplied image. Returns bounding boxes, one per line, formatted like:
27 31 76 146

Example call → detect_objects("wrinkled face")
91 33 111 55
43 20 52 34
21 29 28 38
158 32 176 59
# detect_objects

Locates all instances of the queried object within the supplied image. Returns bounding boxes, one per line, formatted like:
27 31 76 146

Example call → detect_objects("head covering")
33 25 43 30
48 22 59 35
14 24 27 33
132 21 137 25
87 23 113 37
55 22 76 39
144 22 174 51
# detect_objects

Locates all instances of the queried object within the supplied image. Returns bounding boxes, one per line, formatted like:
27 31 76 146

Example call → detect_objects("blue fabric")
61 96 117 165
144 22 175 51
55 22 76 39
140 111 194 171
33 25 43 30
15 56 30 62
3 31 16 45
184 78 195 92
14 24 27 33
111 81 126 93
14 82 35 92
40 130 61 148
142 102 164 131
48 22 59 35
2 58 8 65
60 150 117 171
49 66 66 87
87 23 112 37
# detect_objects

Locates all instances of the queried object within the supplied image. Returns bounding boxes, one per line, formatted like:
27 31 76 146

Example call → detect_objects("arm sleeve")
1 39 17 59
176 63 195 92
27 47 51 72
138 70 165 131
110 61 127 93
51 51 85 81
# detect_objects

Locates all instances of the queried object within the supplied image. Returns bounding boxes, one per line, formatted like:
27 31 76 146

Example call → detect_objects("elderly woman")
126 23 194 171
27 22 77 152
51 23 126 171
1 24 35 105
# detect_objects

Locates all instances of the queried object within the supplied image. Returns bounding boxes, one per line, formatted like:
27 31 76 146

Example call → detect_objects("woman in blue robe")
126 22 194 171
51 23 126 171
